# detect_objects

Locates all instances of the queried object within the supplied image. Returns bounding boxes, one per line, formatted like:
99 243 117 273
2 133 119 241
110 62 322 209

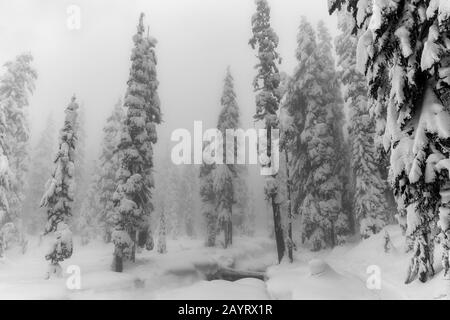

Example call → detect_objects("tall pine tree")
335 12 387 239
112 13 161 272
213 67 241 248
40 96 78 278
249 0 285 262
0 53 37 227
330 0 450 283
98 99 125 242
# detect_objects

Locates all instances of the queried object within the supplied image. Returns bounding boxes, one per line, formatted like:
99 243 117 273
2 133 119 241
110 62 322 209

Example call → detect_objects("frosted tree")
335 12 387 238
98 99 125 242
157 207 167 254
249 0 285 262
0 95 10 256
23 114 57 235
0 53 37 227
40 96 78 278
279 72 295 262
329 0 450 283
112 13 161 272
213 67 242 248
284 18 347 251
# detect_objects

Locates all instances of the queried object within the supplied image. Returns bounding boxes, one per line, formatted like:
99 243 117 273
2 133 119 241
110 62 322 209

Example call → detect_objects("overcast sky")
0 0 337 162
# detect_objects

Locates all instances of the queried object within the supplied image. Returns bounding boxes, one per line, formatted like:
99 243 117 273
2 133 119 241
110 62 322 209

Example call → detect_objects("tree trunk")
272 195 285 263
285 150 293 263
130 230 137 263
112 252 123 272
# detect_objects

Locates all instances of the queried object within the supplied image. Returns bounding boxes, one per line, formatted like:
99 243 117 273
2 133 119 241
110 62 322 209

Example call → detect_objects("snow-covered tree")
284 18 348 251
329 0 450 283
213 67 242 248
0 53 37 227
249 0 285 262
23 114 57 234
0 90 11 255
98 99 125 242
112 13 161 272
40 96 78 278
335 12 387 238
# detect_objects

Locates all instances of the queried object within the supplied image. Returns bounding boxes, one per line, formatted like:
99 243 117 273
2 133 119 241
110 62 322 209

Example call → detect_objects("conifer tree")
40 96 78 278
335 13 387 238
249 0 285 262
213 67 241 248
0 53 37 226
98 99 125 242
330 0 450 283
284 18 348 251
112 13 161 272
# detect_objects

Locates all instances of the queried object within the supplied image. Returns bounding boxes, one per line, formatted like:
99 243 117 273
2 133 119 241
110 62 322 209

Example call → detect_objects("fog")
0 0 336 158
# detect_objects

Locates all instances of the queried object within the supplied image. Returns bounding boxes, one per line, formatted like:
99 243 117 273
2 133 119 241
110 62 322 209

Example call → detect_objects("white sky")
0 0 337 162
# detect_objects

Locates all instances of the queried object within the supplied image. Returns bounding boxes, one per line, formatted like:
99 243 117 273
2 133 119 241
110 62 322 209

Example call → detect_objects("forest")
0 0 449 300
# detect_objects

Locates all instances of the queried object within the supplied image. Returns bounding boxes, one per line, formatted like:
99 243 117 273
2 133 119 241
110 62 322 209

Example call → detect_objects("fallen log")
209 267 266 281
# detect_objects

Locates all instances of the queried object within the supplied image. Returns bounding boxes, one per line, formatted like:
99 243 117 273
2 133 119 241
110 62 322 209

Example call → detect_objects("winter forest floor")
0 225 449 300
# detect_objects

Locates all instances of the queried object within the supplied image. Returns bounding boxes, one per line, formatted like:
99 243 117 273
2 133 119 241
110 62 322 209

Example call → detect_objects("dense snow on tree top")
249 0 282 124
336 11 387 238
112 13 161 265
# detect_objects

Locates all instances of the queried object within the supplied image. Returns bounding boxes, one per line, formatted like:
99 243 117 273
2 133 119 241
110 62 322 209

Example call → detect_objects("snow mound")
266 259 376 300
308 259 336 276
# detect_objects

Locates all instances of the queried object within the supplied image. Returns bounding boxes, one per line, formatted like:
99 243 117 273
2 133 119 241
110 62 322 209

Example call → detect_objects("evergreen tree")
213 67 241 248
0 93 10 255
23 114 57 235
335 12 387 238
285 18 347 251
40 96 78 278
249 0 285 262
112 13 161 272
98 99 125 242
330 0 450 283
0 53 37 227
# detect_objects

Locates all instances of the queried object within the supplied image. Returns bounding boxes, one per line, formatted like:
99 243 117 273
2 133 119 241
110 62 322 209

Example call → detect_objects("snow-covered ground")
1 225 449 299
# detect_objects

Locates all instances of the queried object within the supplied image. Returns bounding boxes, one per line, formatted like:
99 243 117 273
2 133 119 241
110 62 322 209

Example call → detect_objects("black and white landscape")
0 0 449 300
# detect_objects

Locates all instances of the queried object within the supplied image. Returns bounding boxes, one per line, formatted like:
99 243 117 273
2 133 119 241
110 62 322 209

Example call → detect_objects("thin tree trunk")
112 248 123 272
284 150 293 263
272 195 285 263
130 229 136 263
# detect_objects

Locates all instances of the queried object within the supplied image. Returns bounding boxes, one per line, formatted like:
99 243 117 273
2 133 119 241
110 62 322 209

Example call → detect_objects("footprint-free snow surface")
1 226 450 299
